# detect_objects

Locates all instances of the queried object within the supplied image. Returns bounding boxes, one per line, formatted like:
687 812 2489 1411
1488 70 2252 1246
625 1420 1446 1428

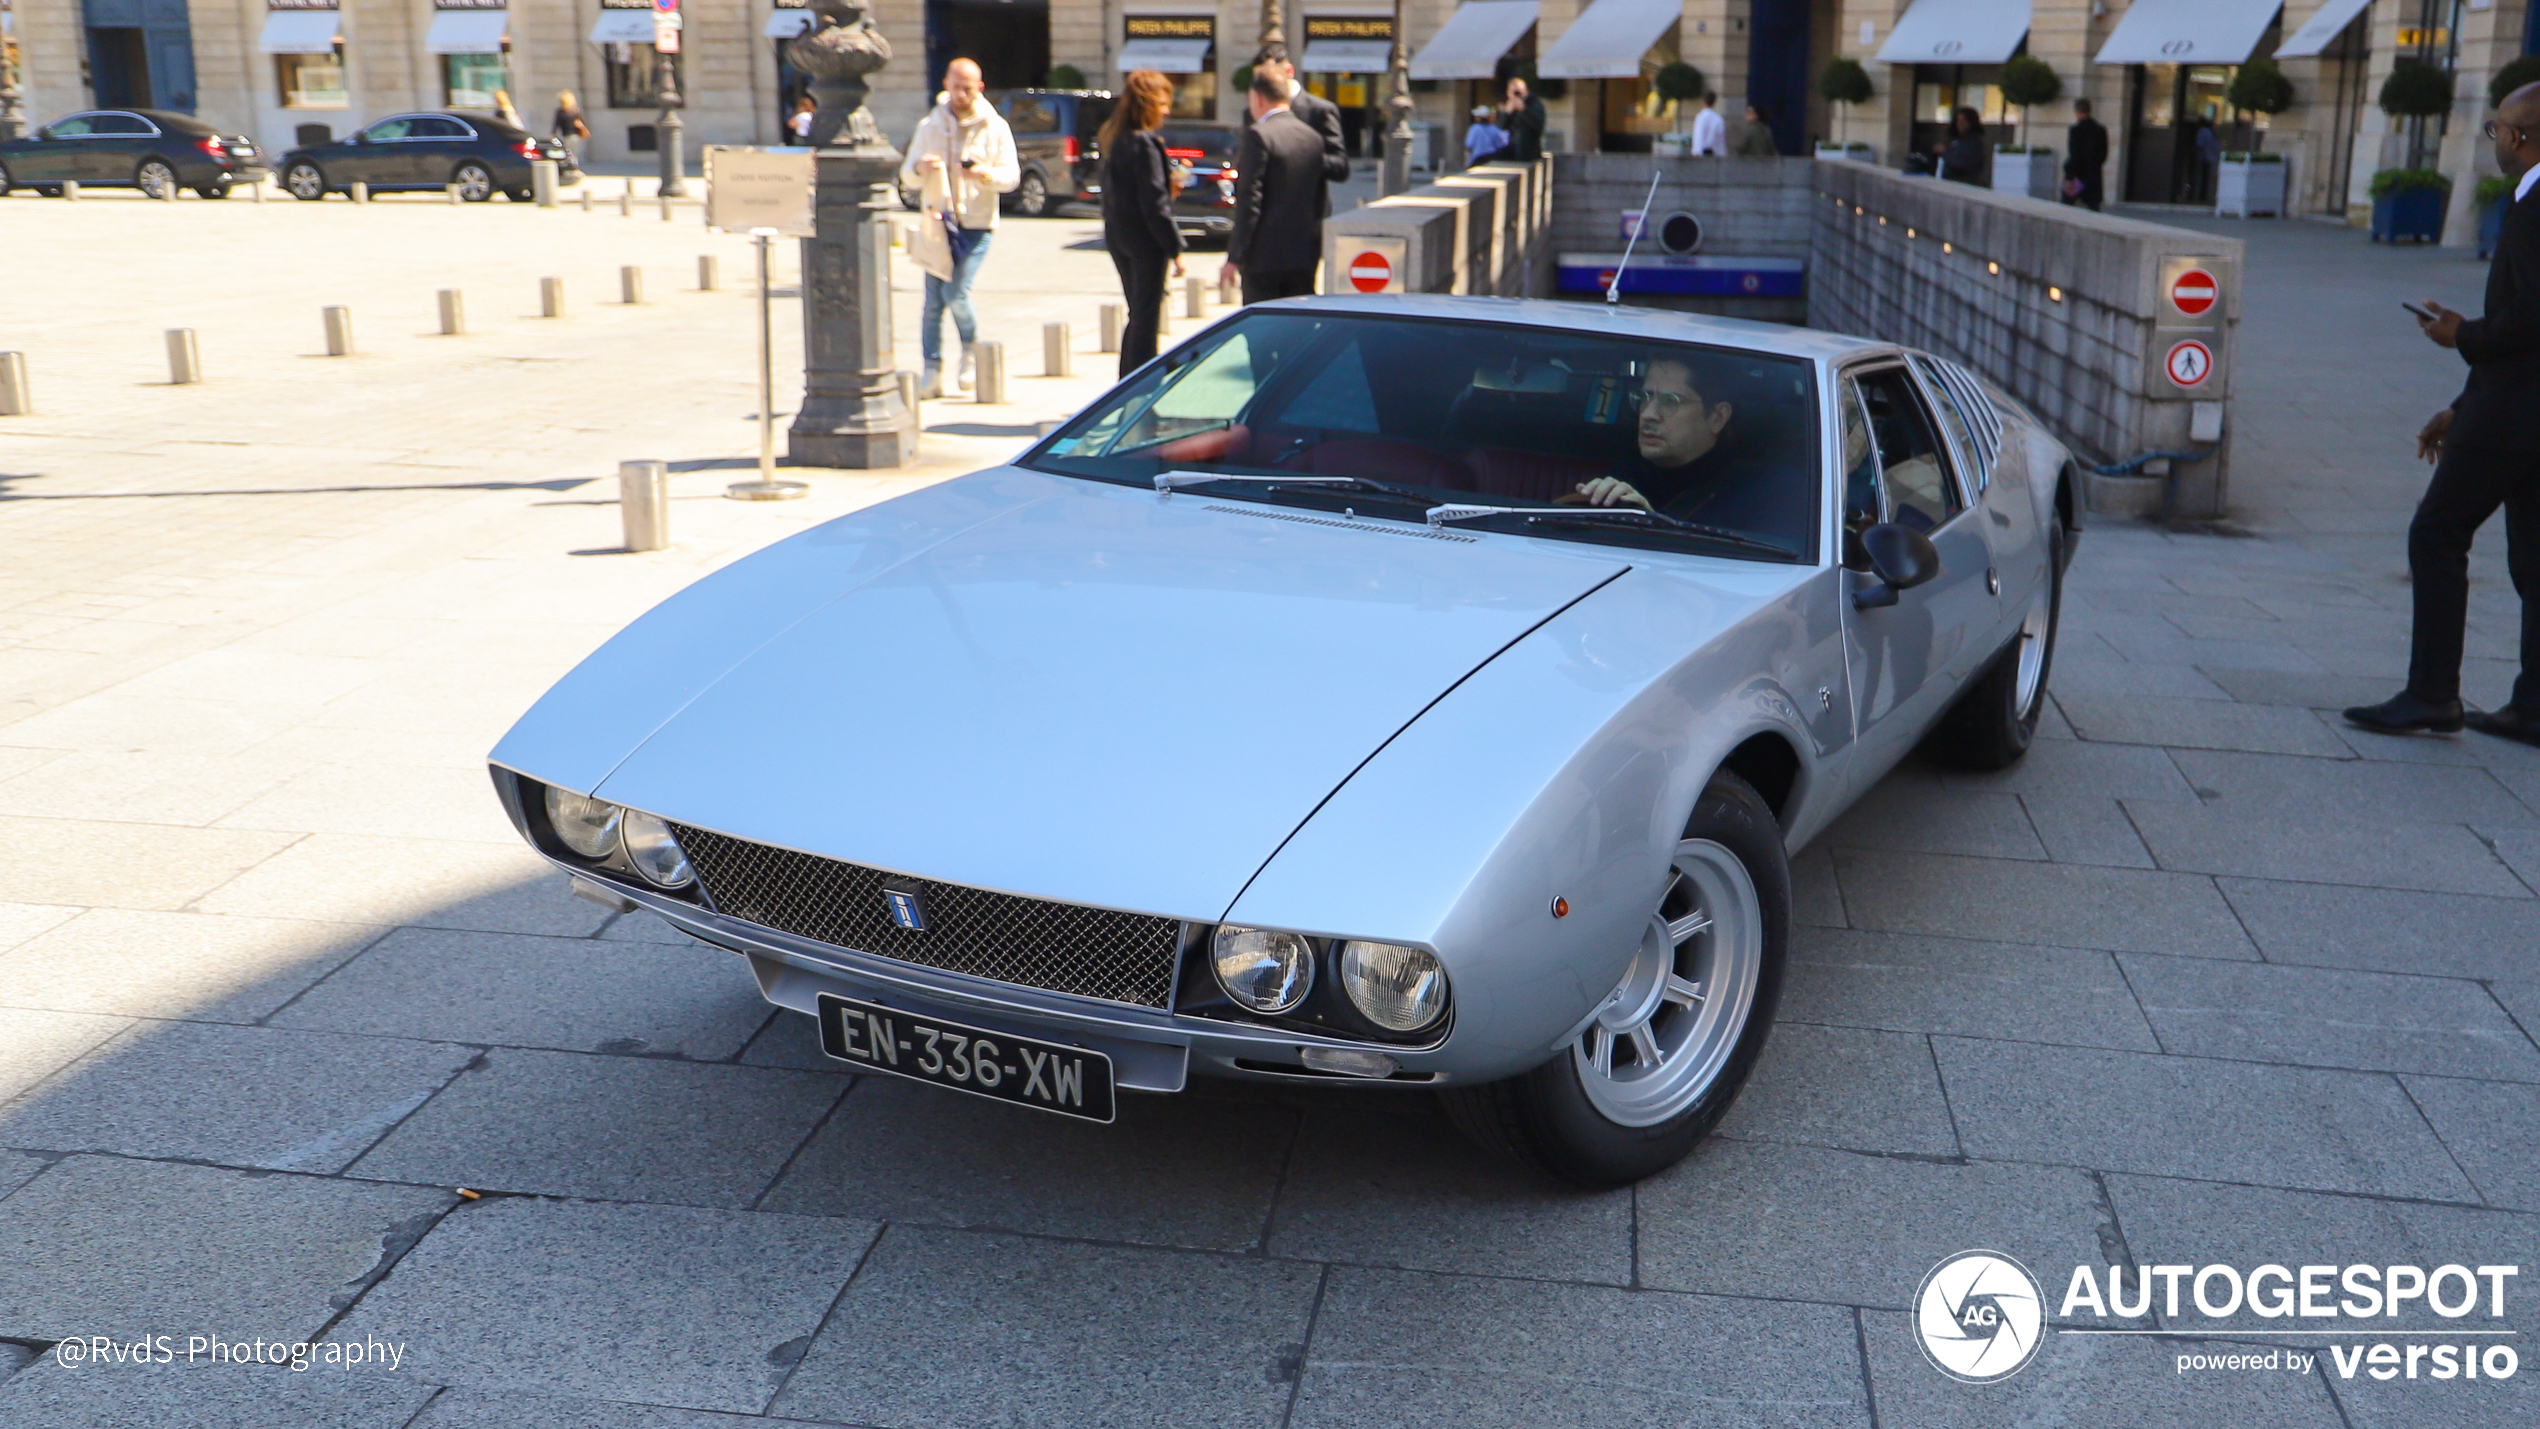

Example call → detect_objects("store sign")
433 0 505 9
706 147 816 236
1304 17 1394 41
1125 16 1214 39
265 0 340 9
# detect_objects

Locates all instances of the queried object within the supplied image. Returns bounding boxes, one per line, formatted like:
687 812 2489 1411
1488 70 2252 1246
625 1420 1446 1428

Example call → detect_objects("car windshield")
1029 312 1821 562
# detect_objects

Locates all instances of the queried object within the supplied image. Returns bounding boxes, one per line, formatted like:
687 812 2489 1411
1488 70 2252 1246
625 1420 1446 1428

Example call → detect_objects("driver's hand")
1575 477 1653 511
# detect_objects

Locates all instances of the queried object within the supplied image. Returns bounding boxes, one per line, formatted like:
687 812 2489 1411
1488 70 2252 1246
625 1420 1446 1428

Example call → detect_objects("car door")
81 112 155 181
1836 363 1995 782
1912 354 2046 660
17 114 98 181
348 116 417 185
410 116 476 187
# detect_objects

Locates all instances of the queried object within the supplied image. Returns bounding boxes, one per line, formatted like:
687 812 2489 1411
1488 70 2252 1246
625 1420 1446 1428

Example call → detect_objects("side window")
1838 377 1881 546
48 115 98 137
362 118 414 142
1911 358 1986 489
423 118 472 139
94 113 153 135
1853 367 1962 533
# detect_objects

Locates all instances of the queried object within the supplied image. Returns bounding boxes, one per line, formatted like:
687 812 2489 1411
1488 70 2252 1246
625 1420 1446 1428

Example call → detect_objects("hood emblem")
882 887 927 932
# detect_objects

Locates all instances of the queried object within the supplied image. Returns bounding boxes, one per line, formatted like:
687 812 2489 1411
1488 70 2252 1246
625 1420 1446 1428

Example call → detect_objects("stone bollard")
164 328 202 385
447 183 462 205
437 289 465 336
62 181 78 201
323 306 354 357
618 460 671 553
659 195 674 222
972 341 1006 404
620 266 644 305
1098 303 1122 353
540 277 565 318
580 186 593 213
1217 265 1236 304
697 255 718 291
1184 276 1204 320
250 180 265 204
350 181 369 204
896 370 922 457
619 186 632 217
532 159 558 206
1157 297 1172 337
1043 322 1071 378
0 352 30 415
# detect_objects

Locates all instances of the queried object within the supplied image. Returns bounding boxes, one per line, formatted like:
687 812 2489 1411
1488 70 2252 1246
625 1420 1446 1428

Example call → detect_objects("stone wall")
1548 151 1817 323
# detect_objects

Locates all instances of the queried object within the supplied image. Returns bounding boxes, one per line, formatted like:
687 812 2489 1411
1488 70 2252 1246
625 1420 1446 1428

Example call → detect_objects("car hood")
510 469 1629 921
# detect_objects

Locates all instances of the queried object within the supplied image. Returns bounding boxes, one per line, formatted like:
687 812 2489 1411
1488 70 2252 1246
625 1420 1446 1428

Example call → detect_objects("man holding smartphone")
901 58 1020 398
2347 82 2540 743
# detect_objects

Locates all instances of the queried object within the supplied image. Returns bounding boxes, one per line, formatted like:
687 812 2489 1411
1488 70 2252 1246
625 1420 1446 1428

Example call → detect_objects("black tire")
135 159 179 199
284 163 329 200
1928 519 2065 770
506 186 535 203
36 185 64 198
1012 169 1050 217
0 163 15 198
452 162 496 203
1439 770 1788 1188
197 182 233 200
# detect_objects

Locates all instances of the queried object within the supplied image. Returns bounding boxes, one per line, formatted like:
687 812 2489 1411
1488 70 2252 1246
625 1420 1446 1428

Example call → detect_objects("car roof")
1257 294 1897 363
127 109 214 132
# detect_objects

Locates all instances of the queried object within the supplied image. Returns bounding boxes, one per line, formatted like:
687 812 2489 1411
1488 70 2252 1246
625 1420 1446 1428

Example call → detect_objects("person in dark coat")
1937 106 1987 185
1249 44 1350 209
1500 77 1547 163
2348 83 2540 743
1099 69 1186 377
1225 67 1333 304
2064 97 2107 211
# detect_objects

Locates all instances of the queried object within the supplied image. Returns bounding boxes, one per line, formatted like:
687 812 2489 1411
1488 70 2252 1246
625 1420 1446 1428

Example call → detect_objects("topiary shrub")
2490 55 2540 110
1818 57 1873 105
1045 63 1087 90
2227 59 2295 118
1653 60 1707 131
1997 55 2061 148
2380 63 2454 119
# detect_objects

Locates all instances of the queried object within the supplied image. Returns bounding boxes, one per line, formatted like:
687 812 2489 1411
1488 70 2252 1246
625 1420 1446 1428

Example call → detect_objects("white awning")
589 8 658 44
765 8 816 38
1410 1 1537 80
1117 38 1213 74
1873 0 2032 65
1538 0 1681 80
2274 0 2369 57
2094 0 2281 65
425 8 508 54
258 9 342 54
1300 40 1394 72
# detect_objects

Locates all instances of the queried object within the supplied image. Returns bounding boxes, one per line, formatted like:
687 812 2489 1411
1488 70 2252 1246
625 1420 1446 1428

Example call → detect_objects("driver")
1572 358 1752 520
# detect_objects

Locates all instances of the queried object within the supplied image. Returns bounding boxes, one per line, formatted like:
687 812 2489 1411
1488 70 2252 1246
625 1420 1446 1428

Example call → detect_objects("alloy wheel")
136 160 177 200
285 164 326 200
1571 838 1765 1127
454 164 494 202
2011 584 2053 718
1017 172 1048 217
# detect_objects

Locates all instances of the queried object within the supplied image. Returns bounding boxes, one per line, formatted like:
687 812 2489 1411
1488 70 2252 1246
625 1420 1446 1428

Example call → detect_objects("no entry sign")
1347 250 1394 293
2169 268 2218 317
2165 339 2214 388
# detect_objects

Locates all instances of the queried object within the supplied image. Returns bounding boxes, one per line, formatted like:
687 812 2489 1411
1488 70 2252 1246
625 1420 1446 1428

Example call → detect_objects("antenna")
1607 172 1661 306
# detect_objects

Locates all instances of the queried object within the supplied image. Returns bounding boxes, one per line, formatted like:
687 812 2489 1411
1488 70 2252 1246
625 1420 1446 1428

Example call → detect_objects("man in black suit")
2064 98 2107 211
1225 67 1333 304
1249 44 1350 209
2348 83 2540 743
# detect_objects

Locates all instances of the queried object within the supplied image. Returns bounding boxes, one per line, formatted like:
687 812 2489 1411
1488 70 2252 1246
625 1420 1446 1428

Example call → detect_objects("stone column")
785 0 919 469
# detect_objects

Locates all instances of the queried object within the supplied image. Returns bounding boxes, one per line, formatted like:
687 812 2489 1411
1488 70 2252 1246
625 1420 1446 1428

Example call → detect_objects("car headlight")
619 809 694 889
1212 925 1313 1014
1338 940 1449 1033
544 787 622 859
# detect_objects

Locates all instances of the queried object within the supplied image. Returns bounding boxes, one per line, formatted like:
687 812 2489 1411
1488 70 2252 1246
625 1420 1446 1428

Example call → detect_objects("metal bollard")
897 369 922 457
1098 303 1122 353
532 159 558 206
447 183 462 205
972 341 1006 404
323 306 354 357
697 255 718 291
61 181 78 201
1 352 33 415
1184 276 1204 320
620 266 644 305
1217 265 1236 304
1042 322 1071 378
350 180 368 204
165 328 202 385
618 460 671 553
540 276 565 318
437 289 465 336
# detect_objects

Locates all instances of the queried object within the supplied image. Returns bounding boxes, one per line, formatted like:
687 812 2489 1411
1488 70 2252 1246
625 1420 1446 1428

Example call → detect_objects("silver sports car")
489 297 2080 1186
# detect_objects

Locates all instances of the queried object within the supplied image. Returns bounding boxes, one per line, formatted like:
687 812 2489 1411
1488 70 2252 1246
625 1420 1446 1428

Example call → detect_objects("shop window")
276 51 347 109
444 51 507 110
606 44 683 109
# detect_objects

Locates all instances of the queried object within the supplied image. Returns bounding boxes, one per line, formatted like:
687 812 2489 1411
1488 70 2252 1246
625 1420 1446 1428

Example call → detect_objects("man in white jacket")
899 58 1019 396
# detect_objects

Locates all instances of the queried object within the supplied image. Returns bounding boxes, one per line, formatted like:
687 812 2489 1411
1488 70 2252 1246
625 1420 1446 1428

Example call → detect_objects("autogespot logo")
1916 1250 2047 1383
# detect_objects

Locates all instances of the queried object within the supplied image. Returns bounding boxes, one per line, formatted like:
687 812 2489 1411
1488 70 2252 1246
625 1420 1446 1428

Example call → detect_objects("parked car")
899 88 1115 215
1160 124 1238 241
0 109 266 199
278 113 579 202
490 297 2080 1188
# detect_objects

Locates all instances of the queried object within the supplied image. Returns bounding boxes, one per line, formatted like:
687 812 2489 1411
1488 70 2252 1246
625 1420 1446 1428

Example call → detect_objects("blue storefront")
83 0 195 112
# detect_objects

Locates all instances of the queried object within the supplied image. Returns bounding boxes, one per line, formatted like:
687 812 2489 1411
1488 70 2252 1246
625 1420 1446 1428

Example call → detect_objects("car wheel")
505 186 535 203
1927 520 2064 770
0 163 14 198
284 163 329 200
452 162 495 203
1013 170 1049 217
135 159 179 200
36 185 64 198
1440 770 1787 1188
197 182 233 200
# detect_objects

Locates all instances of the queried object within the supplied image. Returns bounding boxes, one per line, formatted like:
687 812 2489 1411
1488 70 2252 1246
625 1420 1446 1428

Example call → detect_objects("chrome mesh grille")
671 825 1184 1009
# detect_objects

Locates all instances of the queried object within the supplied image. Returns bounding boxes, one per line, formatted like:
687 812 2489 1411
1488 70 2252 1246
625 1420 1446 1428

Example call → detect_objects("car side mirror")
35 127 51 141
1851 523 1942 610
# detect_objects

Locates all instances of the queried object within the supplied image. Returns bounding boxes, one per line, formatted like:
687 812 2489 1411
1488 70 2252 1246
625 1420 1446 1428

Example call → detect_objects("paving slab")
0 1156 453 1342
266 925 771 1059
2196 666 2406 710
1716 1022 1960 1157
1833 848 2256 958
1265 1104 1632 1283
1859 1310 2343 1429
350 1047 845 1209
2168 747 2540 829
410 1388 776 1429
2492 976 2540 1034
0 901 79 954
1935 738 2200 802
2124 802 2531 897
1819 781 2047 861
1783 927 2158 1050
2019 795 2158 867
335 1196 874 1415
773 1225 1320 1429
2117 956 2540 1081
195 833 607 937
0 1021 474 1172
0 1341 29 1383
0 1354 440 1429
0 908 382 1023
2484 825 2540 893
1790 840 1847 927
1934 1038 2477 1202
2216 878 2540 980
2055 693 2357 757
2398 1075 2540 1212
1291 1266 1870 1429
0 1151 49 1202
0 1005 134 1106
0 815 299 911
734 1007 836 1071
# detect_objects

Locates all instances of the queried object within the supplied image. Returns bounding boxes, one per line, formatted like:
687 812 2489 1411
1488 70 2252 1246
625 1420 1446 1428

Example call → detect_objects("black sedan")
0 109 265 199
279 113 579 202
1161 125 1238 241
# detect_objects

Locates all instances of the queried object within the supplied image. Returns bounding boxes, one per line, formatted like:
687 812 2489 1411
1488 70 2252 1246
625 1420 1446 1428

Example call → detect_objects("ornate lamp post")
654 4 687 198
1 20 24 141
1260 0 1284 50
1379 0 1413 195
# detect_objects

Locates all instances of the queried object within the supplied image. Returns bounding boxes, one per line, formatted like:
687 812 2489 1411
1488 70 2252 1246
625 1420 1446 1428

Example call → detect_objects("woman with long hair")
1098 70 1186 376
1938 105 1988 185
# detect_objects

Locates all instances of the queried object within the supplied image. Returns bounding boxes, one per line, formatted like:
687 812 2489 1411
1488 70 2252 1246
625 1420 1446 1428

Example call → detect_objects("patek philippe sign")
433 0 506 8
1304 16 1393 41
264 0 340 10
1124 16 1214 39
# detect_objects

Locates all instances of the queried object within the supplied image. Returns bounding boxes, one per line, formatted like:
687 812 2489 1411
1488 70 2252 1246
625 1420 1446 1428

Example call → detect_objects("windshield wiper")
1154 470 1433 505
1424 503 1797 559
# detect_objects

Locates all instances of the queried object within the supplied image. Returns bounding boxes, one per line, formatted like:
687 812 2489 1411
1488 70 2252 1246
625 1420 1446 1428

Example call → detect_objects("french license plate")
816 993 1116 1123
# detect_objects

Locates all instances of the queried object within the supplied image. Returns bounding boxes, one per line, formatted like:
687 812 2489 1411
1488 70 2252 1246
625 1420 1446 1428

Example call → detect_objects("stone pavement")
1 190 2535 1428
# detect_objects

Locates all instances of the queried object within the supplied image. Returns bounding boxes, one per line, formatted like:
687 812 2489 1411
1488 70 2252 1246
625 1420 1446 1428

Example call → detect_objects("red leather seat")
1151 424 1253 464
1274 437 1474 490
1462 448 1610 503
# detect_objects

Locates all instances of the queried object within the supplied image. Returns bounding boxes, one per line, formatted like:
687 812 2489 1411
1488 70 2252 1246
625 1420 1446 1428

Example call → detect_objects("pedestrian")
1224 66 1332 304
787 94 817 144
1500 77 1546 163
1734 102 1779 157
1690 92 1726 156
2063 97 2107 210
493 89 523 131
2192 117 2221 203
1938 106 1988 184
900 57 1019 397
2346 82 2540 744
1249 44 1350 202
1099 70 1186 377
1465 104 1510 167
551 90 590 164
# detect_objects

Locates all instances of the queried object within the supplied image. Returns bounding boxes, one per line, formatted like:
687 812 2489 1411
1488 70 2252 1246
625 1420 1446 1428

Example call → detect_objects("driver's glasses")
2483 121 2526 141
1630 389 1693 417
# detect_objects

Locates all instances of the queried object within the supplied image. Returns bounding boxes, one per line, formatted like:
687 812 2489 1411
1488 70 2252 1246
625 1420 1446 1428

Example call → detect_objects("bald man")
900 58 1020 397
2348 82 2540 743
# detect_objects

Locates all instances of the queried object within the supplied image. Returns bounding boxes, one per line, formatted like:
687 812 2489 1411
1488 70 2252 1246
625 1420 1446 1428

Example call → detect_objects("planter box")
1990 148 2058 202
1814 141 1875 164
2216 158 2286 217
2371 187 2447 243
2480 200 2508 258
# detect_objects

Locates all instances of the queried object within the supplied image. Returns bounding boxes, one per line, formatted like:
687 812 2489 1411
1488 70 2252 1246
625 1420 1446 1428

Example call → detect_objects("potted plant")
2380 61 2455 171
1991 55 2061 200
2370 167 2451 243
2216 59 2295 216
1817 57 1874 162
1653 61 1706 155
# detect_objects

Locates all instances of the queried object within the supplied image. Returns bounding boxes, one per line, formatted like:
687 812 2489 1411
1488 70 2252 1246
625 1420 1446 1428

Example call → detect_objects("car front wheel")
1928 519 2063 770
452 162 495 202
135 159 179 199
1013 170 1049 217
197 181 233 200
284 163 328 200
1440 770 1787 1188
